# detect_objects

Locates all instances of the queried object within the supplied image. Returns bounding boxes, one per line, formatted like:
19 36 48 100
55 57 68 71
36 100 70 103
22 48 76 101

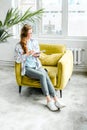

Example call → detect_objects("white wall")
0 0 12 22
0 37 87 60
0 0 18 63
0 37 87 71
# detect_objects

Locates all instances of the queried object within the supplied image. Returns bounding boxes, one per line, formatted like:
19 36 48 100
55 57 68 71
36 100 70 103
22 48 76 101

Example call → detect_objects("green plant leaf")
0 21 2 27
0 7 44 42
4 8 13 26
0 31 12 42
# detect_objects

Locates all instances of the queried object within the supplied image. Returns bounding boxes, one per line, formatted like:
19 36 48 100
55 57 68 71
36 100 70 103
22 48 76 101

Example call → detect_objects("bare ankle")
53 96 58 102
46 95 52 103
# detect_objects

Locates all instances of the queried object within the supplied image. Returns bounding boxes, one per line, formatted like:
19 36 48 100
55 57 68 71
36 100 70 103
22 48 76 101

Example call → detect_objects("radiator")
69 48 85 65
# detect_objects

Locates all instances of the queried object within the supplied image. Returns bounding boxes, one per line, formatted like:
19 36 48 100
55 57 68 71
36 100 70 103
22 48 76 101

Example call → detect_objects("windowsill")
13 35 87 42
37 36 87 42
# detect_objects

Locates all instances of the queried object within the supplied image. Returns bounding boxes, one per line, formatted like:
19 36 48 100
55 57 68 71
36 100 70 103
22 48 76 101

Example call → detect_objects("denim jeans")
25 66 56 97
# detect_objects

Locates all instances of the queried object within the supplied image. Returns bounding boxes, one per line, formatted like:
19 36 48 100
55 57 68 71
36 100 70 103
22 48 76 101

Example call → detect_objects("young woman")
14 24 64 111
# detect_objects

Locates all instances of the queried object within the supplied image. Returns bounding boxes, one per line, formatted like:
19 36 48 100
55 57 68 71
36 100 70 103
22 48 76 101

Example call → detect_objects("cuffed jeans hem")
45 93 57 97
43 92 49 96
53 94 57 97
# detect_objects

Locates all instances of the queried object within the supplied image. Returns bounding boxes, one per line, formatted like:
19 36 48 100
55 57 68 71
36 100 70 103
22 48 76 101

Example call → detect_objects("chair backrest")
39 43 66 54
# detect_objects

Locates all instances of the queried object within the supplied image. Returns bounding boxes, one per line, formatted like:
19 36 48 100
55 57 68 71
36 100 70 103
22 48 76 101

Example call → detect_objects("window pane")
19 0 37 34
20 0 36 11
68 0 87 36
41 0 62 35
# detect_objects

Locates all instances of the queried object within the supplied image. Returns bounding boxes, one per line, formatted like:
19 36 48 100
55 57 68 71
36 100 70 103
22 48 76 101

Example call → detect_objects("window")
41 0 62 35
68 0 87 36
19 0 62 36
13 0 87 38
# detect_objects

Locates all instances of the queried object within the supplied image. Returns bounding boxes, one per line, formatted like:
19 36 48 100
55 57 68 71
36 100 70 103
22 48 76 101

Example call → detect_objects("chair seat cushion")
39 53 63 66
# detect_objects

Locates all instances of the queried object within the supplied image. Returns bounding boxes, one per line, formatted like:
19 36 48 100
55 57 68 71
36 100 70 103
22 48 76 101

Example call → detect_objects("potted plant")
0 8 44 42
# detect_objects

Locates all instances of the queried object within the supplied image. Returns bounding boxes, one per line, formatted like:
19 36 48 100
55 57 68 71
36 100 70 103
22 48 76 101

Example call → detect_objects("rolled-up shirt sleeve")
14 43 27 63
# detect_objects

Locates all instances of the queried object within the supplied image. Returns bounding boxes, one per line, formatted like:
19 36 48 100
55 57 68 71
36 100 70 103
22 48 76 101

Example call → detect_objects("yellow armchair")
15 43 73 97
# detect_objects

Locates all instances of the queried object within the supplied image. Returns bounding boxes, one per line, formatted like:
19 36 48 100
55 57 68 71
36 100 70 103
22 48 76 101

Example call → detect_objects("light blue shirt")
25 39 41 68
14 39 42 75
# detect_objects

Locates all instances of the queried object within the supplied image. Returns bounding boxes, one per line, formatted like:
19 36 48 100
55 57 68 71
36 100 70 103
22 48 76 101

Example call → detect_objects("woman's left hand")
32 52 40 57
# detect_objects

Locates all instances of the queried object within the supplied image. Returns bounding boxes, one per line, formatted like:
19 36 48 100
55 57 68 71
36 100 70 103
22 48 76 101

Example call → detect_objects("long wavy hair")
20 24 32 53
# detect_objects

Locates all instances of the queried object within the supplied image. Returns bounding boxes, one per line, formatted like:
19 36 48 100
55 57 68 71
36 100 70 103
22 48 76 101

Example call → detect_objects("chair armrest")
57 50 73 89
15 62 22 86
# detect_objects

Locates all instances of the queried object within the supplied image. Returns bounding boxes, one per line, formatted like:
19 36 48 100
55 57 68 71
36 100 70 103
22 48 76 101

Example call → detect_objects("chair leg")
19 86 22 93
60 90 62 98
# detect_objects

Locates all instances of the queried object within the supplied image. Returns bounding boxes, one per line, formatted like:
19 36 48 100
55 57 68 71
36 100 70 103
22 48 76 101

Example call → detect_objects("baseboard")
0 60 14 67
73 64 87 72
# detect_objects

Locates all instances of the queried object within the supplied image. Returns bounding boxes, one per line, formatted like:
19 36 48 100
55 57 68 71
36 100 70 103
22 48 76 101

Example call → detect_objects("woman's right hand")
26 50 35 56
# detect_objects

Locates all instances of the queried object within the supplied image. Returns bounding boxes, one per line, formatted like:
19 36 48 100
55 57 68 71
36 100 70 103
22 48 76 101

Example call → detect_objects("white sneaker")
55 101 65 109
47 101 58 111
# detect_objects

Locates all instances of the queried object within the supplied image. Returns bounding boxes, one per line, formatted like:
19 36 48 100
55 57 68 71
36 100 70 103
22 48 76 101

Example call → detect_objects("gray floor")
0 66 87 130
